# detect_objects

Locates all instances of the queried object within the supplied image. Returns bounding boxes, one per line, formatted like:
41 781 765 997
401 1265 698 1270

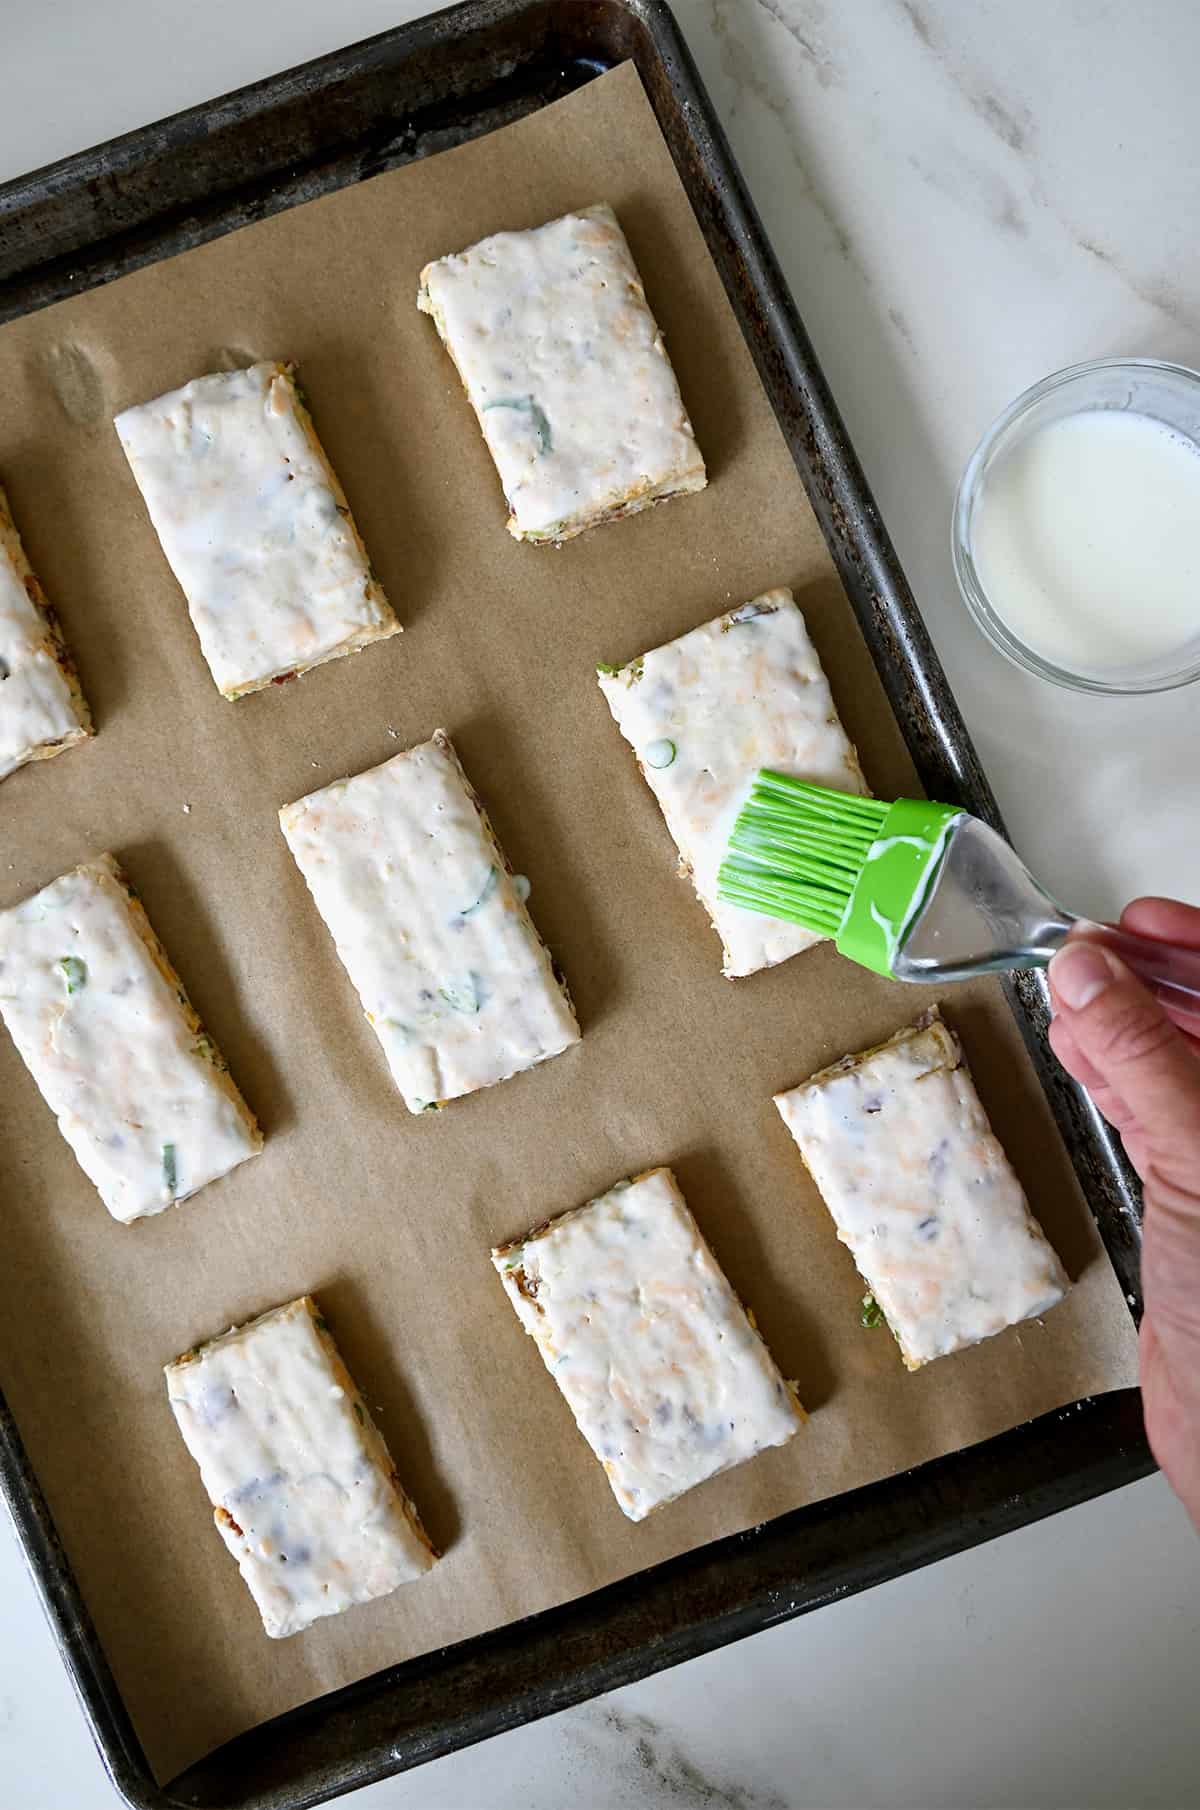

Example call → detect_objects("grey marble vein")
896 0 1034 154
707 0 859 272
749 0 842 90
906 145 1029 238
579 1704 792 1810
1069 223 1195 330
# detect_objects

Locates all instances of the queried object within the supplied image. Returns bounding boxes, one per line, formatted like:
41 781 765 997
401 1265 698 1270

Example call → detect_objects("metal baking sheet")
0 3 1150 1807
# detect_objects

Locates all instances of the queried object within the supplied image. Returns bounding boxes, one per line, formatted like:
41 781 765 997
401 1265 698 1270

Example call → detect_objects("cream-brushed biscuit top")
494 1167 803 1521
166 1296 435 1638
0 856 261 1222
775 1013 1069 1369
0 487 90 779
598 589 867 976
418 204 706 542
280 731 579 1112
115 362 397 697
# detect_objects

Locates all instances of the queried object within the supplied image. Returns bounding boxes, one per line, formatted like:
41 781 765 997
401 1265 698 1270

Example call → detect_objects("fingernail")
1048 942 1122 1010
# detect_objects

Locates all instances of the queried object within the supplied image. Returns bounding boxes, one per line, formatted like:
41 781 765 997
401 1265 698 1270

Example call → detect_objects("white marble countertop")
2 3 1199 1806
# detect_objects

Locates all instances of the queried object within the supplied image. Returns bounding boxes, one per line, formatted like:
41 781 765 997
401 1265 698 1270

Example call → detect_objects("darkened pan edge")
0 3 1150 1806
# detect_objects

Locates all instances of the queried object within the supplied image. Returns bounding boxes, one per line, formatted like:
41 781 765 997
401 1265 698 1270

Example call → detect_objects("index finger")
1120 896 1200 949
1053 919 1200 1052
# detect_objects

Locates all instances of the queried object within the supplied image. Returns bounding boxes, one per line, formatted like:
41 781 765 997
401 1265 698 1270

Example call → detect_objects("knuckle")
1046 1017 1080 1072
1144 1169 1200 1248
1092 1088 1135 1131
1091 996 1177 1068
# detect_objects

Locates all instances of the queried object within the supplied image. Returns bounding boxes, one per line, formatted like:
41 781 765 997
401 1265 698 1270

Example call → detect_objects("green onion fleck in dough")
58 956 87 993
353 1401 365 1425
598 657 645 684
861 1292 885 1329
644 739 676 769
439 976 482 1014
162 1142 179 1198
460 868 498 917
482 394 552 455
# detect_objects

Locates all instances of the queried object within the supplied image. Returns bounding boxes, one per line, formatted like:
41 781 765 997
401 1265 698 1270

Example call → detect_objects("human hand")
1047 897 1200 1532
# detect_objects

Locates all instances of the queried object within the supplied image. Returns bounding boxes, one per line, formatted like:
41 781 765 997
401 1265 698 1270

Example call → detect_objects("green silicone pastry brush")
717 770 1200 1027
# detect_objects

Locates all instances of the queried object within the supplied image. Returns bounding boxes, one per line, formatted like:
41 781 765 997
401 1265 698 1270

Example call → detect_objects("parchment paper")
0 63 1137 1784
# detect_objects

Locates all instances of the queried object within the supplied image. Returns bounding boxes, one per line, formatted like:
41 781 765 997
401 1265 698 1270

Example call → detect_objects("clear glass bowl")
952 356 1200 694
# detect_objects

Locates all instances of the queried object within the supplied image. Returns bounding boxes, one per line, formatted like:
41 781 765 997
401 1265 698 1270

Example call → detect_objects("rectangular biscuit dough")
279 730 580 1112
774 1009 1070 1369
114 361 398 698
166 1295 436 1638
0 485 91 781
493 1167 804 1521
0 855 261 1222
417 203 706 543
597 588 867 977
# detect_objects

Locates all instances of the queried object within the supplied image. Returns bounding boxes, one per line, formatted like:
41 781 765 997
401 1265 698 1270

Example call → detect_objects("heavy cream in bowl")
953 359 1200 694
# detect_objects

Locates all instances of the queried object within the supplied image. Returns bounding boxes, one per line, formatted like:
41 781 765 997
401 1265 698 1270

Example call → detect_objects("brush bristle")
717 772 888 934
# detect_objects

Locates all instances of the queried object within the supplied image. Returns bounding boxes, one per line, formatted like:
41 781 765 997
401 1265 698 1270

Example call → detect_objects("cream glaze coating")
0 855 260 1221
494 1167 803 1521
775 1012 1069 1368
418 205 706 542
280 731 579 1112
598 589 867 976
0 486 91 780
166 1296 435 1638
115 361 398 697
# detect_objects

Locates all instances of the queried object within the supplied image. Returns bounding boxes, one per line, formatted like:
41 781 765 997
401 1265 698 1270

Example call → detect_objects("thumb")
1047 940 1200 1188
